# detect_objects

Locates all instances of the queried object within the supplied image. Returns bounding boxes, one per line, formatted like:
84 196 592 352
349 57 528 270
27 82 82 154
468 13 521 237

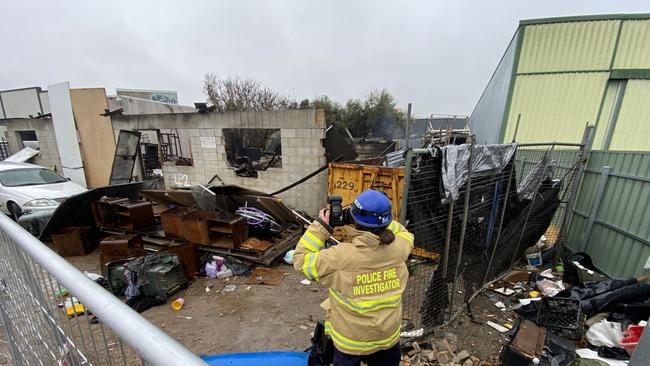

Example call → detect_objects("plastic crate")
542 297 584 340
620 325 645 356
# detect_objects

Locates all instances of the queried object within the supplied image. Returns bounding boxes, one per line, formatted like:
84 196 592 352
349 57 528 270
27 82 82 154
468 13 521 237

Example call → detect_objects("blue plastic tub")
200 351 309 366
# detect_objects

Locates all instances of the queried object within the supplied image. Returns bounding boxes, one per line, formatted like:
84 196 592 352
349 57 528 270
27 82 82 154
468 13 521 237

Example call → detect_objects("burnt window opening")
223 129 282 178
17 130 39 149
135 129 192 180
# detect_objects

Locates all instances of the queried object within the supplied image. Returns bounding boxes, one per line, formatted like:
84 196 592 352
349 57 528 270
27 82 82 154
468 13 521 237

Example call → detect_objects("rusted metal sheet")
51 226 92 257
160 206 196 239
200 224 302 266
328 162 405 219
112 200 154 231
181 210 248 249
40 181 158 240
141 185 298 224
99 233 144 257
240 237 273 252
245 267 286 286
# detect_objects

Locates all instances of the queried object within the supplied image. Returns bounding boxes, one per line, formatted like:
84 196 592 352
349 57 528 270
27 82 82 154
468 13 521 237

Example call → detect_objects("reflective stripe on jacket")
293 219 414 355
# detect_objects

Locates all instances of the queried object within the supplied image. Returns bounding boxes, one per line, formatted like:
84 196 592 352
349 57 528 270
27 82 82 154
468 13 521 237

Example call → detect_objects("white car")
0 162 87 219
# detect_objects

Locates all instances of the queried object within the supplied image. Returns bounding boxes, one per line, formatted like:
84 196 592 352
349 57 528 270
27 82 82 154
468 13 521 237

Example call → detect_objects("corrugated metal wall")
469 30 519 144
566 150 650 277
517 20 618 73
613 19 650 69
608 79 650 150
592 80 618 149
503 72 608 142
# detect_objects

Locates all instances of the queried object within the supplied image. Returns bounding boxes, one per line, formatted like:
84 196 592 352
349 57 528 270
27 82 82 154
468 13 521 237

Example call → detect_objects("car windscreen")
0 168 68 187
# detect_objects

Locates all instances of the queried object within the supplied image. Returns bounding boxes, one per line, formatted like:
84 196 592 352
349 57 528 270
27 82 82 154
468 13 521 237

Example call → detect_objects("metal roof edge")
610 69 650 80
520 13 650 26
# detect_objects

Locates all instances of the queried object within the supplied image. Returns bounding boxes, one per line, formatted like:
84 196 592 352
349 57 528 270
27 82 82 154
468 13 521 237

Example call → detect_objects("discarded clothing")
556 278 650 316
124 269 140 300
126 292 167 313
596 346 629 361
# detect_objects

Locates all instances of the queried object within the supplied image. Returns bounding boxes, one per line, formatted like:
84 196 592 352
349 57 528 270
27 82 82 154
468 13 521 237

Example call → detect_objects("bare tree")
203 74 297 111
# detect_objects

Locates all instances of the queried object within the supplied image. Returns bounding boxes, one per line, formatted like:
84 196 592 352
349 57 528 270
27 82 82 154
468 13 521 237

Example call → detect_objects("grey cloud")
1 0 649 117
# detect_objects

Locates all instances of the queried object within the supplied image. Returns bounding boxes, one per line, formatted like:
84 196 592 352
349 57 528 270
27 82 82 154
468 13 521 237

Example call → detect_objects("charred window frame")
223 128 282 178
134 129 192 180
17 130 38 149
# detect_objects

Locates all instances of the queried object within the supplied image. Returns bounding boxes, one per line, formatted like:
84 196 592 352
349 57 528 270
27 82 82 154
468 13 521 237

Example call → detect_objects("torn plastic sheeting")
440 143 516 202
517 156 553 200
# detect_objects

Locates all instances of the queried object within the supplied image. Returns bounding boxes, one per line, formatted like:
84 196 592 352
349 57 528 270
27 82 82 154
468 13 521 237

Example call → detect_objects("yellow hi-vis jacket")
293 219 414 356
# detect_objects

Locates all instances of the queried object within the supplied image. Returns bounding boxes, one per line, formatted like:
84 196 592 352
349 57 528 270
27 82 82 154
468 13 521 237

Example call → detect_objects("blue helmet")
350 190 392 229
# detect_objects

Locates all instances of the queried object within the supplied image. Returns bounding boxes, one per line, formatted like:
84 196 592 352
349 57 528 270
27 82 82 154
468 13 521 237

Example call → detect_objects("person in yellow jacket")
293 190 414 366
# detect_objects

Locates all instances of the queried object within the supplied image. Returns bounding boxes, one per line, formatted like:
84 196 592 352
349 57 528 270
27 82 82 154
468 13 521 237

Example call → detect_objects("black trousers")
333 344 401 366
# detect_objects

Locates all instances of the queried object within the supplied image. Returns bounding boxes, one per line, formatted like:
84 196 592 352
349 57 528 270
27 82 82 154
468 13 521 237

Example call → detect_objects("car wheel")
8 202 22 221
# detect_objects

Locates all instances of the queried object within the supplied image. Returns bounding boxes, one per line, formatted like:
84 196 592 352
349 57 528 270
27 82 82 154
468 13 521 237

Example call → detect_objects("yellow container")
171 298 185 311
328 162 405 219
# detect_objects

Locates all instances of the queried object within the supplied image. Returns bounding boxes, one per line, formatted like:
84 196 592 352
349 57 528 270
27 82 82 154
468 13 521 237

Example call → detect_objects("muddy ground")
66 251 506 362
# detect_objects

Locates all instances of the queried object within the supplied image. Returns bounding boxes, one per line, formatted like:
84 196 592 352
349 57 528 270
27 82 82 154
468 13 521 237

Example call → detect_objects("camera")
327 195 350 227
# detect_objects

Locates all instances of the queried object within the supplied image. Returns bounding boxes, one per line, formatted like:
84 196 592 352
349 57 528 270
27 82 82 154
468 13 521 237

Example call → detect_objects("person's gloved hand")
319 208 330 225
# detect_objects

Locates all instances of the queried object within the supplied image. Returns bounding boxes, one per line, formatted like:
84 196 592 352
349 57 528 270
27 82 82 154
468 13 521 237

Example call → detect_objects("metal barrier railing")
0 213 208 366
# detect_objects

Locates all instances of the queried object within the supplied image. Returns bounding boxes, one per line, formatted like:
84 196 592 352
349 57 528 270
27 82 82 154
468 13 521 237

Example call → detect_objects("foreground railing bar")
0 214 208 366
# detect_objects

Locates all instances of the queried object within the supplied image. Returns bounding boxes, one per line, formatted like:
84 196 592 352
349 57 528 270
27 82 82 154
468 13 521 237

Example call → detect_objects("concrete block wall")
2 118 62 172
112 110 327 214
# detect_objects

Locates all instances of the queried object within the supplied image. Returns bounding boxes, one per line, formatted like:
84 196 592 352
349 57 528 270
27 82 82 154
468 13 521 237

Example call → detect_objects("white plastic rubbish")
586 320 624 348
536 279 565 297
284 250 295 265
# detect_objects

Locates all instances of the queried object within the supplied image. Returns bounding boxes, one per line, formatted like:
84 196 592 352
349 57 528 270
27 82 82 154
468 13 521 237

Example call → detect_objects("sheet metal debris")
245 268 286 286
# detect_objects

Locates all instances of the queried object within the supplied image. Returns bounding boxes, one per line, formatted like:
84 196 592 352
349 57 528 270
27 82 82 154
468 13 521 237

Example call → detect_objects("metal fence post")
579 166 611 252
442 202 454 279
482 159 516 284
399 149 415 224
558 124 595 251
450 144 475 313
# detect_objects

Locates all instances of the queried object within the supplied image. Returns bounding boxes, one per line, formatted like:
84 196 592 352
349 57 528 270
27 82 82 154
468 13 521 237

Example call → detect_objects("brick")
200 128 214 137
282 128 296 138
457 350 470 361
436 351 452 364
295 129 311 138
435 339 454 355
189 129 200 137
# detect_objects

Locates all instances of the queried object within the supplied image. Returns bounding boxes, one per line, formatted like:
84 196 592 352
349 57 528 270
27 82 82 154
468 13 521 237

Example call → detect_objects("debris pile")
483 251 650 365
37 182 304 314
401 333 487 366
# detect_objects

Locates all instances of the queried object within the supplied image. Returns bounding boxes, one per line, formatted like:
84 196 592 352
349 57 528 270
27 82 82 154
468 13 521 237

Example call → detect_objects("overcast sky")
2 1 649 117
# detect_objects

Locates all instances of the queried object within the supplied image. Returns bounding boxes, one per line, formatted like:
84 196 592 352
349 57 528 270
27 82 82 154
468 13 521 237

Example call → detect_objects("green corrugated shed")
566 151 650 277
609 79 650 150
517 20 618 73
470 13 650 151
503 72 608 143
613 20 650 69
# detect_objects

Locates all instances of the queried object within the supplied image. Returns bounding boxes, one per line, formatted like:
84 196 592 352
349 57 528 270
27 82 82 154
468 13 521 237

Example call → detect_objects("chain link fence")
400 140 587 334
0 214 207 366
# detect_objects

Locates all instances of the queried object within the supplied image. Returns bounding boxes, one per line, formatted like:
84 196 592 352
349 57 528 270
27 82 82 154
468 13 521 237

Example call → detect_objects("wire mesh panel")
401 142 585 333
514 147 583 247
0 215 207 366
0 231 142 365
